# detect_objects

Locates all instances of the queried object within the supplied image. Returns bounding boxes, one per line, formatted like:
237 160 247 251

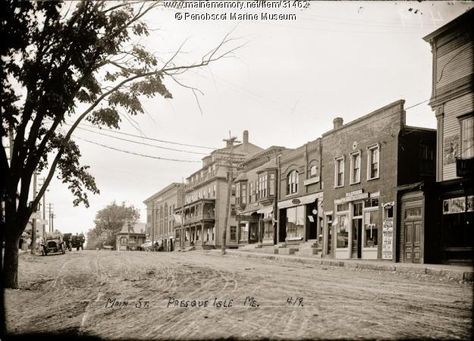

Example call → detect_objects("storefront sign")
382 218 393 260
292 198 301 205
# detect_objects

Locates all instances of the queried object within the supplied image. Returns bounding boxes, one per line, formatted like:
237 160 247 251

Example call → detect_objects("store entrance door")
351 202 363 259
404 218 421 263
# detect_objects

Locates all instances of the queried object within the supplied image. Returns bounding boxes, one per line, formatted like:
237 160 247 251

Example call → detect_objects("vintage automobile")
71 234 85 251
41 235 65 256
63 233 73 251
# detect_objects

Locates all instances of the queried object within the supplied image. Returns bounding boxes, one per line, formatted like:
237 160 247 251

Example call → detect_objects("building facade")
423 9 473 264
277 138 324 254
320 100 435 261
175 131 263 249
116 222 146 251
143 183 184 252
234 146 286 247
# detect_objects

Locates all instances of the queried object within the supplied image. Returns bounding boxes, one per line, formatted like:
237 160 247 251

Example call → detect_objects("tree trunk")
3 233 21 289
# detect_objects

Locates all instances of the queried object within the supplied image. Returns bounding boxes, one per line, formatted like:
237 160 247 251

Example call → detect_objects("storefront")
331 190 386 260
438 179 473 264
278 192 323 244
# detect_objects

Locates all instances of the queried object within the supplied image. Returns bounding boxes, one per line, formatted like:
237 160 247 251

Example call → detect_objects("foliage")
87 201 140 248
0 0 237 289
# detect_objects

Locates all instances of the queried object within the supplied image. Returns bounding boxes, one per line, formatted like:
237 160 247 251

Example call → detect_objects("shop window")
364 210 380 247
239 223 248 242
264 221 273 240
350 152 361 184
287 170 299 194
367 144 380 180
230 226 237 241
459 114 474 159
334 156 345 187
286 206 305 239
364 198 379 208
336 214 349 248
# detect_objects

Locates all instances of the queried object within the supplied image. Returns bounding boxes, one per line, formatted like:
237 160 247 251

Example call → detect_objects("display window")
336 214 349 248
286 206 305 239
363 209 380 248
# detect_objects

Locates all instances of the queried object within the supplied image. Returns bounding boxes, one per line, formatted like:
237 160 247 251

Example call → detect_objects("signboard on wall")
382 218 393 260
443 196 473 214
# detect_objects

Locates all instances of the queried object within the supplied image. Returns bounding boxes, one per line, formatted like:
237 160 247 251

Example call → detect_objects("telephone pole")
221 134 240 255
31 172 37 254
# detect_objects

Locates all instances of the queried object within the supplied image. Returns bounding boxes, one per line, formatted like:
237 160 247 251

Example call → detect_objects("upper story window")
460 114 474 159
258 173 268 199
350 151 361 184
309 164 319 178
287 170 299 195
367 144 380 180
249 182 255 203
235 182 241 205
269 173 275 196
241 182 247 204
334 156 345 187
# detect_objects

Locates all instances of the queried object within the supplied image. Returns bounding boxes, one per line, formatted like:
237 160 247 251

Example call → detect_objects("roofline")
423 8 473 42
322 99 405 137
143 182 182 204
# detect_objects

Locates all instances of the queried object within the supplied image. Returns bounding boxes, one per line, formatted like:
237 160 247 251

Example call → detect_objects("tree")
0 0 239 289
88 201 140 249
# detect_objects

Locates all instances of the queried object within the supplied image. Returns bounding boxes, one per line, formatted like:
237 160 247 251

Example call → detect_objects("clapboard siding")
437 30 471 57
436 41 473 89
442 93 474 181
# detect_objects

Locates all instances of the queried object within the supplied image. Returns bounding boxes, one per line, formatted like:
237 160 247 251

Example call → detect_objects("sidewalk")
202 248 474 282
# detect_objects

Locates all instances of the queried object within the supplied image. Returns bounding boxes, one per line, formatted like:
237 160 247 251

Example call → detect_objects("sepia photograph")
1 0 473 340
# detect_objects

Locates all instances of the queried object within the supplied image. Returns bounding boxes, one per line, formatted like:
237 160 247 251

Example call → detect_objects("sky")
39 1 473 236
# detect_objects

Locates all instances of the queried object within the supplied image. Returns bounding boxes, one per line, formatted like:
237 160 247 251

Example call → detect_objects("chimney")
333 117 343 130
226 140 232 148
243 130 249 144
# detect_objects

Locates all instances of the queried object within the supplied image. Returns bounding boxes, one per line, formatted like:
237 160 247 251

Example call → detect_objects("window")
269 173 275 196
212 184 216 197
287 170 299 194
364 198 379 208
335 157 344 187
235 183 241 205
241 183 247 204
249 182 255 203
230 226 237 241
239 222 248 242
350 152 361 184
286 206 304 239
367 145 380 180
309 164 319 177
336 202 349 212
460 115 474 158
363 210 380 248
336 214 348 248
258 173 268 199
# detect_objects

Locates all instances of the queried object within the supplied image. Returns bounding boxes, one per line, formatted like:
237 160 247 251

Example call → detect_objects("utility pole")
31 172 37 254
221 134 239 255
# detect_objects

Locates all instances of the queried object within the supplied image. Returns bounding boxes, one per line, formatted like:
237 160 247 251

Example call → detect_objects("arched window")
287 170 299 194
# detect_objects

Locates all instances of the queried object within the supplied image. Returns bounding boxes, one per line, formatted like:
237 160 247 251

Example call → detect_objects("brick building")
143 183 184 251
423 9 473 264
320 100 435 261
176 131 263 249
276 138 324 255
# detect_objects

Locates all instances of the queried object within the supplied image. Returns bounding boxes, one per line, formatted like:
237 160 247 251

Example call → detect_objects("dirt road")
5 250 473 340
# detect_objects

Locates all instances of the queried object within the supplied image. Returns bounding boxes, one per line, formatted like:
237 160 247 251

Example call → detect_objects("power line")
74 136 201 163
67 122 217 150
75 126 208 155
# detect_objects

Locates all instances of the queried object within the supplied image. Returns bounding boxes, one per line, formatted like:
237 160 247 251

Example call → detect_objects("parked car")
41 235 65 256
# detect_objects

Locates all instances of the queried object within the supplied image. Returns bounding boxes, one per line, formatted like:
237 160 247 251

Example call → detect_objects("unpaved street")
5 250 473 340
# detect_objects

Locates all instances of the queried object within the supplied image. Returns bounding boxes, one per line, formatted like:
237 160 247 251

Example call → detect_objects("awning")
257 206 273 214
278 192 323 209
238 208 259 216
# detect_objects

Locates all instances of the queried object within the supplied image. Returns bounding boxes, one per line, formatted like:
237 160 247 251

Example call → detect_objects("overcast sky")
41 1 473 236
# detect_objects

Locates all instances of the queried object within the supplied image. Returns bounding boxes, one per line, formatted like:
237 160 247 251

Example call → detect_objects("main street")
5 250 472 340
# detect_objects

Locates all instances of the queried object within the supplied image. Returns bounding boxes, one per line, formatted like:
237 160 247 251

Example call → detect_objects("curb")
204 249 473 282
